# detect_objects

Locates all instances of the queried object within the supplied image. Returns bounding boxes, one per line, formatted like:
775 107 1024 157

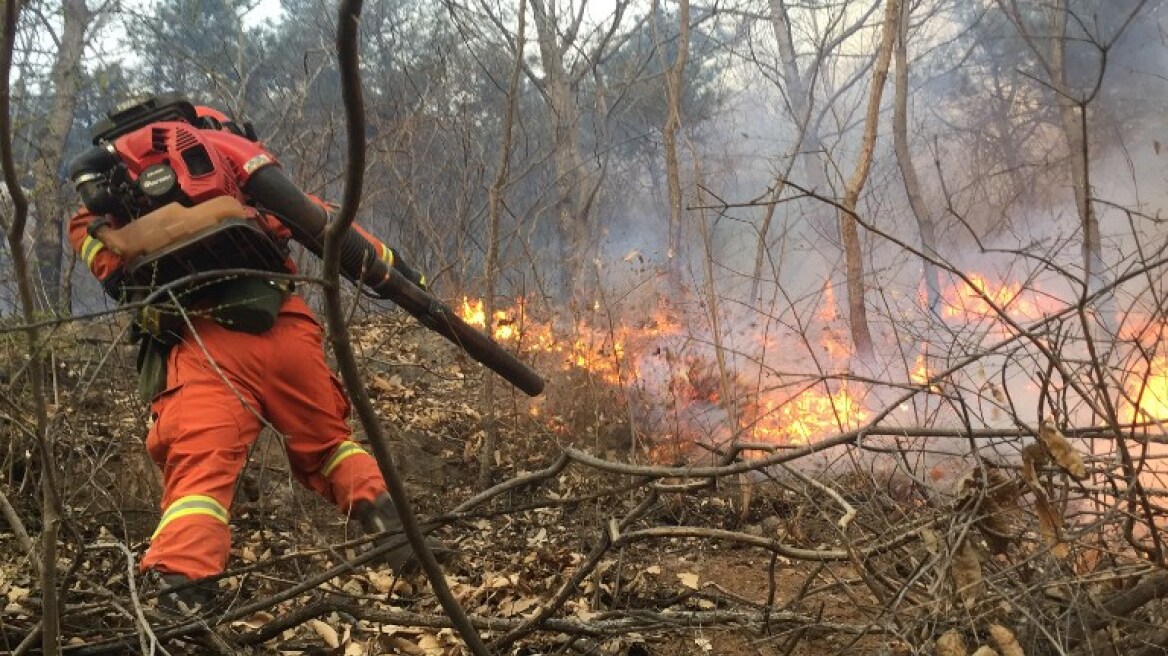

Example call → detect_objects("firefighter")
68 96 437 614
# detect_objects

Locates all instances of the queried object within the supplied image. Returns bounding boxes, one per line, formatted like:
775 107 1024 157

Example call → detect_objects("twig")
234 599 848 644
89 542 168 656
780 464 856 530
12 623 42 656
454 452 571 513
323 1 488 654
0 486 37 576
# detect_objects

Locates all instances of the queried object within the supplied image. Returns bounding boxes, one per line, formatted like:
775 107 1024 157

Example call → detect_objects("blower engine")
67 93 544 396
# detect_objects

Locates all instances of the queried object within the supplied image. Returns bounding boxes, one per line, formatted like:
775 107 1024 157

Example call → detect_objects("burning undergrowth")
458 265 1168 498
457 273 1064 446
457 293 875 459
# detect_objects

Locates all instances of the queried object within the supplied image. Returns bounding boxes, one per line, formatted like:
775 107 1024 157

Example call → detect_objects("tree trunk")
754 0 838 312
479 0 526 490
1038 1 1101 296
34 0 91 311
999 0 1107 300
656 0 689 290
530 0 589 299
838 0 899 359
751 0 808 302
891 0 940 313
2 1 64 651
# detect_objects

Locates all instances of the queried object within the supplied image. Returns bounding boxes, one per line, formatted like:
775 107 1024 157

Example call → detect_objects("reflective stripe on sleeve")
322 441 369 477
80 235 104 267
152 495 229 539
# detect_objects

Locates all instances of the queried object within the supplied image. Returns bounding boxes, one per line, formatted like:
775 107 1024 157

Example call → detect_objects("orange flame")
458 296 875 447
1122 355 1168 423
910 355 930 386
941 273 1054 324
751 385 869 444
457 296 682 386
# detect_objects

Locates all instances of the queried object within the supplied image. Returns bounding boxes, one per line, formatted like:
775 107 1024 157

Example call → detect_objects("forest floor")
2 310 1164 655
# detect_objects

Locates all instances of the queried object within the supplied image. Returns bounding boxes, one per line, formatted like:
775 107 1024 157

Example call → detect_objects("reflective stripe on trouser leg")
322 440 369 477
321 440 386 511
152 495 229 539
144 493 233 578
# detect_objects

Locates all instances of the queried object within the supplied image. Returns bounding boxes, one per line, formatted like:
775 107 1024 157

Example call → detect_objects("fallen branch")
235 599 864 645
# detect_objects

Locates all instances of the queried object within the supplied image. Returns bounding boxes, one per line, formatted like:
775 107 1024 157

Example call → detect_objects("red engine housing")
110 121 294 285
112 121 272 208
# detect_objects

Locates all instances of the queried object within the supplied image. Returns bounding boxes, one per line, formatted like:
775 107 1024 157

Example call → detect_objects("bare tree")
2 0 64 652
892 0 940 313
325 1 489 652
656 0 689 290
527 0 625 298
997 0 1150 304
479 0 528 489
836 0 899 358
29 0 92 310
749 0 881 310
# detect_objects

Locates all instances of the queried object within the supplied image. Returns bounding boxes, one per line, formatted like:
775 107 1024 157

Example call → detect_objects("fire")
750 385 869 444
910 355 930 386
818 281 838 323
458 296 873 447
941 273 1055 324
458 296 682 386
1122 356 1168 423
460 298 487 327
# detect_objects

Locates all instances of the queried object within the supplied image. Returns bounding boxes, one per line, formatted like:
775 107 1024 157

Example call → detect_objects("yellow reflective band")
323 441 368 477
152 495 229 539
379 243 394 267
81 235 104 267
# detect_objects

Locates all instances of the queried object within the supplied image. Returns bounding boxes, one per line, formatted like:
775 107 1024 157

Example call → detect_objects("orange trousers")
141 295 387 579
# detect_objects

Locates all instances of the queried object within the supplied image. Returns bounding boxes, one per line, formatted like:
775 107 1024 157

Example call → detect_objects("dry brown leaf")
1038 418 1087 479
978 469 1020 554
380 636 425 655
677 572 700 589
1034 494 1068 559
1021 444 1048 492
970 648 999 656
309 619 340 648
417 634 446 655
936 629 968 656
5 587 29 603
921 529 942 557
959 468 1019 555
230 611 275 630
367 570 396 594
501 595 541 617
950 539 984 608
989 624 1025 656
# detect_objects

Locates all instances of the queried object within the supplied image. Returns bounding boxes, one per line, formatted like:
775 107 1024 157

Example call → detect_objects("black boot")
150 572 219 617
353 493 450 573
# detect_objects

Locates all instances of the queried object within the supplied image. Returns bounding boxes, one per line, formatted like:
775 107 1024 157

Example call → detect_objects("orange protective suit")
68 209 394 581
